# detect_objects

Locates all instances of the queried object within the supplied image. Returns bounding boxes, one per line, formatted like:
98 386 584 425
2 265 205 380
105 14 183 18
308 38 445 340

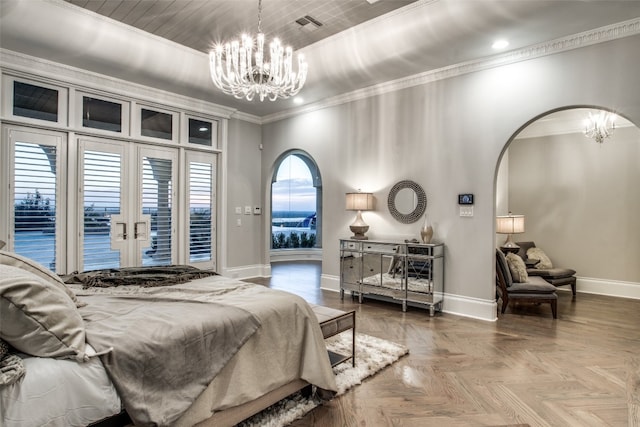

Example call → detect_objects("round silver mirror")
387 180 427 224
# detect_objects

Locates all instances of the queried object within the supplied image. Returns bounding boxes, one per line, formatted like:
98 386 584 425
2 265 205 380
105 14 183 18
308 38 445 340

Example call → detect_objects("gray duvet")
79 293 260 426
71 276 337 427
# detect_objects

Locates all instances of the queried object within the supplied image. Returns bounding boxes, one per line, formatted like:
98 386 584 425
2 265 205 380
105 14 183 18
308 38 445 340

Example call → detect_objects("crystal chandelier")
583 110 616 143
209 0 308 102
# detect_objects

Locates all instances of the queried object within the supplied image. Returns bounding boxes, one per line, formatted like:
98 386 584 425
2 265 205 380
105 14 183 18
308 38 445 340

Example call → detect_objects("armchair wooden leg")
551 300 557 319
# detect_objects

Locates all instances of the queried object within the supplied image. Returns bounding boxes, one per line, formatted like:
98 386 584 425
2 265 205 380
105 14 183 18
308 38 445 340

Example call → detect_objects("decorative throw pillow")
0 249 84 307
0 264 88 362
527 247 553 269
505 252 528 283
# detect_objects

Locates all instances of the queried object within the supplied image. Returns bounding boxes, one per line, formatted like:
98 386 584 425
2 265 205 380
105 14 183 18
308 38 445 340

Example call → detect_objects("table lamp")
496 212 525 252
346 192 374 240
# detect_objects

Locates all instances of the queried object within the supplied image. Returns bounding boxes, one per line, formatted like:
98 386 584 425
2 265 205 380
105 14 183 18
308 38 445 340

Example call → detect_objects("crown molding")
230 110 262 125
262 17 640 124
0 48 238 120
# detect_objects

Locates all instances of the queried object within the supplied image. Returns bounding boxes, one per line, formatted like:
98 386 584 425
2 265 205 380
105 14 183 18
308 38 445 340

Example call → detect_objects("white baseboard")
576 276 640 300
441 294 498 322
320 274 498 322
221 264 271 280
320 274 341 292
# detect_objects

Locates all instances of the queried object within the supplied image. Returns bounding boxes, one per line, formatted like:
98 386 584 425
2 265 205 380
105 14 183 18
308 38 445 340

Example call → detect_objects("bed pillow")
0 249 84 307
527 247 553 269
506 252 528 283
0 264 88 362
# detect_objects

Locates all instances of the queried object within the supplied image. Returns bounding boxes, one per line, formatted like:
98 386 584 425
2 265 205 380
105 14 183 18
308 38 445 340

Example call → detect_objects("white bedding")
1 274 336 427
0 345 121 427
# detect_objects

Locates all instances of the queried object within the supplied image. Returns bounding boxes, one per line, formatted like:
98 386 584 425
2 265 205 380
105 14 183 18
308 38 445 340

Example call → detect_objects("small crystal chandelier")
583 110 616 143
209 0 308 102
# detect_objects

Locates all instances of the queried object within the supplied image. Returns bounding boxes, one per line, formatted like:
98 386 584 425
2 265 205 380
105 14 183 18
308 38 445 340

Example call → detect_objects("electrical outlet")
236 218 242 226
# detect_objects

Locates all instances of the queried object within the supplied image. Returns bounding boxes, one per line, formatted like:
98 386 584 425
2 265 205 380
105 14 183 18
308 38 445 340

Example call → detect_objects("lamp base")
349 225 369 240
349 210 370 240
500 234 520 253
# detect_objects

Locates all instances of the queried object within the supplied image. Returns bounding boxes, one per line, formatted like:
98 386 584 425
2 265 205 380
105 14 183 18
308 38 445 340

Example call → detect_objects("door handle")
115 222 127 240
134 221 148 240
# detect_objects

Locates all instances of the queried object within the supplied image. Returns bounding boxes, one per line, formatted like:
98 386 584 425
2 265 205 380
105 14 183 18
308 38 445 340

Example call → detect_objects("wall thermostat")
458 194 474 205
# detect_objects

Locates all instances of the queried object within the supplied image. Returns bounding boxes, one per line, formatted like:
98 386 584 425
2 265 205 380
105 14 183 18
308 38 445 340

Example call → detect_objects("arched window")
271 152 322 250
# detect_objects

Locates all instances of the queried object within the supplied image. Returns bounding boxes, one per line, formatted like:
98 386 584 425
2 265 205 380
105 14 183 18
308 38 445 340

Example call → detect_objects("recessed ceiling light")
492 39 509 50
293 97 304 105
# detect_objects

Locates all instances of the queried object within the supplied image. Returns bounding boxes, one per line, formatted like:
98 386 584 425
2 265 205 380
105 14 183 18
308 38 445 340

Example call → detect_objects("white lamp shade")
496 215 525 234
345 192 374 211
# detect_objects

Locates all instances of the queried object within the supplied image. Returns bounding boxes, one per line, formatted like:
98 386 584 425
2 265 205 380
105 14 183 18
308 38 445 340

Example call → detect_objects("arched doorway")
270 150 322 261
496 106 640 299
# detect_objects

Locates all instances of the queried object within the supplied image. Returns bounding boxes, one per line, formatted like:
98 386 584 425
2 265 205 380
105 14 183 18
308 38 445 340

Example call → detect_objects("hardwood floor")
245 261 640 427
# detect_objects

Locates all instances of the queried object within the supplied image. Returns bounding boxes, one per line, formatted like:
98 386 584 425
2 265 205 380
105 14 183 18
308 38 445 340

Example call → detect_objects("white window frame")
134 103 179 143
182 113 220 150
74 91 131 137
1 75 69 128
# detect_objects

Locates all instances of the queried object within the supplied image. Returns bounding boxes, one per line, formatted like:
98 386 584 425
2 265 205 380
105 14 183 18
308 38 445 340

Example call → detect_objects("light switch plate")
244 206 252 215
235 207 242 214
460 206 474 217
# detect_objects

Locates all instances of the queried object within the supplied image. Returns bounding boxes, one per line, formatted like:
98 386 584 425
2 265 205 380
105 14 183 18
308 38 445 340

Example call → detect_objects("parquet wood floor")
245 261 640 427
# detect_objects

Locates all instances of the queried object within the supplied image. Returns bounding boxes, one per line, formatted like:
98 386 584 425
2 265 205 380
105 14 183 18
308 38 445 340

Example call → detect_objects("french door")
3 126 66 271
3 126 216 273
79 138 177 270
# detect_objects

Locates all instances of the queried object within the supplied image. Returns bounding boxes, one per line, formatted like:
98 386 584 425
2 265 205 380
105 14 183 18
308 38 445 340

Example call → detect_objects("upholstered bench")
310 304 356 367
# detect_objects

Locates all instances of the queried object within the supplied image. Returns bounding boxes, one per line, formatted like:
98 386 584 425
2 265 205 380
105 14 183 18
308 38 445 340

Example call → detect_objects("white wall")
223 118 264 276
261 35 640 320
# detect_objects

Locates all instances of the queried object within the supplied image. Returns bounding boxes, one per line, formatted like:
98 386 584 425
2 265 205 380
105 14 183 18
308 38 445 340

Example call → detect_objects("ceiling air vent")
295 15 323 32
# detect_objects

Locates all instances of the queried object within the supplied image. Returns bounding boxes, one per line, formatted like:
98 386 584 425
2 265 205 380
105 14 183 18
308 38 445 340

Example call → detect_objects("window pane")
188 118 212 146
14 142 57 270
189 162 212 262
142 157 173 266
83 97 122 132
83 150 121 270
141 109 172 140
271 155 317 249
13 81 58 122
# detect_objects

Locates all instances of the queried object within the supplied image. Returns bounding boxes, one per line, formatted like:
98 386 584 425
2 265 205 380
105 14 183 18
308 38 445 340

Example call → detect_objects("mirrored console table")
339 239 444 316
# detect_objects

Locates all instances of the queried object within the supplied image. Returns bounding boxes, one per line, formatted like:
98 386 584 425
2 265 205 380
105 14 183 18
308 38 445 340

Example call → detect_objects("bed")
0 251 337 427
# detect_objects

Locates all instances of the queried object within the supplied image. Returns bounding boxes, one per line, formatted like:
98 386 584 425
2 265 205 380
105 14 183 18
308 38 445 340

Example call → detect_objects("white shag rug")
237 332 409 427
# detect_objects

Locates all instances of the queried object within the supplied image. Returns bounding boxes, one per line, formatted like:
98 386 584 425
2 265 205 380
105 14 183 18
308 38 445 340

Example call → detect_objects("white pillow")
527 247 553 269
0 264 88 362
0 249 84 307
506 252 529 283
